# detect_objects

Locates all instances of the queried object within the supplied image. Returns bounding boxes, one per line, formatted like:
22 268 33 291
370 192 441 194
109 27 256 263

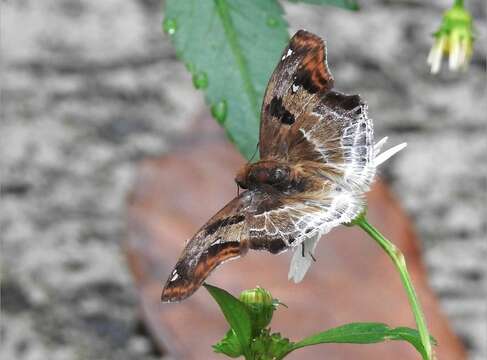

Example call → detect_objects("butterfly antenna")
247 142 259 164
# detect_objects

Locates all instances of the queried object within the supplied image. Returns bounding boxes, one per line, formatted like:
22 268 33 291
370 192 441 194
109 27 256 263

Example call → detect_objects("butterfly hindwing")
288 92 374 191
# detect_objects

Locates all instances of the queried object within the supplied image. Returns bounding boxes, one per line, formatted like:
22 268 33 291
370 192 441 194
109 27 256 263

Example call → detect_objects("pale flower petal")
427 42 438 65
428 38 445 74
449 35 461 71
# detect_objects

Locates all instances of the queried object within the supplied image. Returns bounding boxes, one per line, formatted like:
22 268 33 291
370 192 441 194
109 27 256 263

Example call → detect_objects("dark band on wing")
322 91 362 111
204 214 246 236
268 97 295 125
249 235 287 254
293 68 321 94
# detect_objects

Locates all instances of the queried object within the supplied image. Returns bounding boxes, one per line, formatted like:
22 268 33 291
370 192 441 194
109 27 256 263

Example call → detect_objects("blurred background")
1 0 485 359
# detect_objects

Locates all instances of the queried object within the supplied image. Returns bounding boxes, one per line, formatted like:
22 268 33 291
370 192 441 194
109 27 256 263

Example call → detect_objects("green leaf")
285 0 360 11
281 323 436 359
386 327 438 360
204 284 252 355
213 329 243 358
164 0 290 159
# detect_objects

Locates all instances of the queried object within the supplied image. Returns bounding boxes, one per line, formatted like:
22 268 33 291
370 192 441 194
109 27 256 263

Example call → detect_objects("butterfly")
161 30 404 302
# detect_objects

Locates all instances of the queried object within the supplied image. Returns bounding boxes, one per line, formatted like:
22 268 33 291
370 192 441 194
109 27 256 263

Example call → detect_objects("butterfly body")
235 160 293 191
161 30 377 302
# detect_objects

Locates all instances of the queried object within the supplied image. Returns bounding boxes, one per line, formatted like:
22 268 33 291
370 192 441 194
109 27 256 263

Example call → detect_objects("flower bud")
239 287 276 332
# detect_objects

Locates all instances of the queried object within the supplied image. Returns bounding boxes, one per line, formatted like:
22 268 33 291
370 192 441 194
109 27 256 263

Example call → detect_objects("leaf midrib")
214 0 261 120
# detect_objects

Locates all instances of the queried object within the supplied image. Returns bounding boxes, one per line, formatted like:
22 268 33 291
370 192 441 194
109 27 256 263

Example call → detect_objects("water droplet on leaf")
185 62 195 74
192 71 208 89
211 100 228 124
163 18 177 35
266 16 279 28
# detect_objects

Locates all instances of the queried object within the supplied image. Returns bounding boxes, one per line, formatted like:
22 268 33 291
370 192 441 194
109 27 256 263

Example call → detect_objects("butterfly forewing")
162 175 364 302
259 30 375 192
161 193 250 302
259 30 334 160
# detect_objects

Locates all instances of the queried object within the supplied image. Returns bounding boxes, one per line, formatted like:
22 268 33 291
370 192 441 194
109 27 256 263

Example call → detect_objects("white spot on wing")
212 238 224 246
170 270 179 282
292 84 299 93
281 48 293 60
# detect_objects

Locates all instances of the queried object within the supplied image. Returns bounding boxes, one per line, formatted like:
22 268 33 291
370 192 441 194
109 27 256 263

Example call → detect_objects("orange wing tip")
161 241 243 302
288 30 334 93
161 278 198 303
289 30 326 57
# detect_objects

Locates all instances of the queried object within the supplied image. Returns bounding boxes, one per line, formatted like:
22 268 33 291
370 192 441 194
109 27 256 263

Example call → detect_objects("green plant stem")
454 0 464 7
353 214 432 360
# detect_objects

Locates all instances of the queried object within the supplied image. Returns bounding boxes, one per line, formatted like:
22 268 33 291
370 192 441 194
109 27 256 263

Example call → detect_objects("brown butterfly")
161 30 378 302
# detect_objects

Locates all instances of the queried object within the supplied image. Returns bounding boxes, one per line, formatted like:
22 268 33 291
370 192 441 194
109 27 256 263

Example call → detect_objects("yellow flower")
427 1 474 74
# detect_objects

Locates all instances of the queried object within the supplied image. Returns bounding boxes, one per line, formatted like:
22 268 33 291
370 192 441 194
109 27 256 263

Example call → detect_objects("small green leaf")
285 0 360 11
204 284 252 354
213 329 243 358
281 323 436 359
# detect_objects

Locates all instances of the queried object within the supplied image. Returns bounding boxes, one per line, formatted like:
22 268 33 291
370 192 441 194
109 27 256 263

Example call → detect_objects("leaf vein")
213 0 260 119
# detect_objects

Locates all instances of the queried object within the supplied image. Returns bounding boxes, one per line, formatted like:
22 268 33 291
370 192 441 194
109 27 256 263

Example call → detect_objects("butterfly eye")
274 168 286 182
235 177 247 189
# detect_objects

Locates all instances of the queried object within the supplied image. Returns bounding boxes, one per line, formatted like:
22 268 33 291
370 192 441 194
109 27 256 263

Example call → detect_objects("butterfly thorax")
235 160 295 191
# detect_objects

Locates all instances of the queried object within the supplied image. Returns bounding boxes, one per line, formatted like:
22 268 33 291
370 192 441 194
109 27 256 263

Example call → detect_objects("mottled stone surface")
1 0 485 359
